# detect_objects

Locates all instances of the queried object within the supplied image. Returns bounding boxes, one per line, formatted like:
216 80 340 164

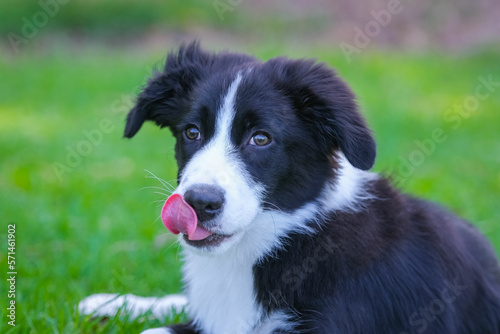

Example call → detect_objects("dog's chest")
183 252 263 334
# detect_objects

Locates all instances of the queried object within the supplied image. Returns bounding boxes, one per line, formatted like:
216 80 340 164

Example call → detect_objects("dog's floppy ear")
271 58 376 170
124 42 211 138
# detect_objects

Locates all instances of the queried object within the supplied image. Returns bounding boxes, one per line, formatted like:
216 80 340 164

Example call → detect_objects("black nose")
184 185 225 222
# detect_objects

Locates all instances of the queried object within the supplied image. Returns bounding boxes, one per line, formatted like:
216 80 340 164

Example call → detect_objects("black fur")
125 42 500 333
168 322 199 334
254 178 500 333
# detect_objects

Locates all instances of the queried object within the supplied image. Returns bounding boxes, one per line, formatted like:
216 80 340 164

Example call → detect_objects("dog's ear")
270 58 376 170
124 42 211 138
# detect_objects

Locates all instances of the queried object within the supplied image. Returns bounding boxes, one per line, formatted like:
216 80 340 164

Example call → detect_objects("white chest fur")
183 247 263 334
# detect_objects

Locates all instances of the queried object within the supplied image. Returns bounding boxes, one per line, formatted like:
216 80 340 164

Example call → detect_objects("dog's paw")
140 328 173 334
78 293 125 317
78 293 188 320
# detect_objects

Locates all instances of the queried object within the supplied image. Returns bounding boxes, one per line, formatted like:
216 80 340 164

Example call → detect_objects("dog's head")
125 42 376 253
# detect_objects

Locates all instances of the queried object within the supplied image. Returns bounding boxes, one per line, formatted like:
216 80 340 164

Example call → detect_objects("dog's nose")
184 185 225 222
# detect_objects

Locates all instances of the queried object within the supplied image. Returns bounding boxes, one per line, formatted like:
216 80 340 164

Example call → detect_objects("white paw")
78 293 124 317
78 293 188 320
140 328 173 334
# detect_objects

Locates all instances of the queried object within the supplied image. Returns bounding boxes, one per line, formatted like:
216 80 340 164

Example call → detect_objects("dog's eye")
249 132 271 146
185 126 201 141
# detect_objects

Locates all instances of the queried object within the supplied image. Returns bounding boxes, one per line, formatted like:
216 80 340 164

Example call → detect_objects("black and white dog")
80 43 500 333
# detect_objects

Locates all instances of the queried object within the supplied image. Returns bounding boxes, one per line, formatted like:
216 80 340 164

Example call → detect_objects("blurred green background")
1 0 499 332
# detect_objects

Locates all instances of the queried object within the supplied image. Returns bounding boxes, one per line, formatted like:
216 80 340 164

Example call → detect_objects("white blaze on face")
174 73 264 250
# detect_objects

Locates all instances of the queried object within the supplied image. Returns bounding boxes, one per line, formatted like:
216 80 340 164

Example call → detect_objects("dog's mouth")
182 232 232 248
161 194 233 248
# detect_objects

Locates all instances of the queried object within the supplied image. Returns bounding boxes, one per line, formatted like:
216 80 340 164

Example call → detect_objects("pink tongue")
161 194 213 241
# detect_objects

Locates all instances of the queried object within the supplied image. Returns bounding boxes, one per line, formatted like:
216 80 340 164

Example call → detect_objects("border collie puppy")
80 42 500 333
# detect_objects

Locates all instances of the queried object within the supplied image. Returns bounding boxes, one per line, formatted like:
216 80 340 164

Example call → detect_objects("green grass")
0 44 499 333
0 0 324 42
0 0 229 35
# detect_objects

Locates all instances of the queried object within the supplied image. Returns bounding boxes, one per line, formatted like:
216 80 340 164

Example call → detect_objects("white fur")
320 152 378 213
256 311 298 333
78 293 187 319
140 328 172 334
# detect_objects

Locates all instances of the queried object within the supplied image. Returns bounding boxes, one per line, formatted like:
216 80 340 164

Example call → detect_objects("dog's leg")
78 293 187 320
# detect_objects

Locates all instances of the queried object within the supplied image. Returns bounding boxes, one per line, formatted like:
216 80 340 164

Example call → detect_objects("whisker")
262 201 284 214
175 242 182 260
153 191 170 197
148 199 167 208
159 236 182 255
139 186 174 192
144 169 177 191
150 199 167 204
161 240 180 254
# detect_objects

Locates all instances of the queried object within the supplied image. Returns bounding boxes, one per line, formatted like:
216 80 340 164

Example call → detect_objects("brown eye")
249 132 271 146
185 126 201 141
